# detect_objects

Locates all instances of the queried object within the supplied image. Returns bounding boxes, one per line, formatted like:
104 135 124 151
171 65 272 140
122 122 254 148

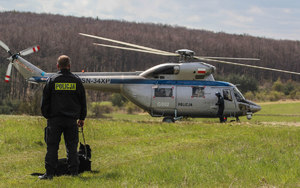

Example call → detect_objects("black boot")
38 173 53 180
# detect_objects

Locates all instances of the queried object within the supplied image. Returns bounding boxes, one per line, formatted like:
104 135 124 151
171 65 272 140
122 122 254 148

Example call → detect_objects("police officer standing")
40 55 87 180
215 92 225 123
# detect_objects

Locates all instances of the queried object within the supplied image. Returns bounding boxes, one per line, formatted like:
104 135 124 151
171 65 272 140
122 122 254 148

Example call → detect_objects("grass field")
0 101 300 187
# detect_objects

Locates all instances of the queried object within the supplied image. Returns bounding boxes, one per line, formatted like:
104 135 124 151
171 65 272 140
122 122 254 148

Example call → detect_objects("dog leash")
80 127 88 160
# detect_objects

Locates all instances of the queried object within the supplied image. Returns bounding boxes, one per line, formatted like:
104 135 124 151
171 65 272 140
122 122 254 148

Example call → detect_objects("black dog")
55 142 91 176
31 143 92 177
78 142 91 173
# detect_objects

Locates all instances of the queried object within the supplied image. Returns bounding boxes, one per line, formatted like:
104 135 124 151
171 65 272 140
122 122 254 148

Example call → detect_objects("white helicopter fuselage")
27 61 261 120
80 74 260 118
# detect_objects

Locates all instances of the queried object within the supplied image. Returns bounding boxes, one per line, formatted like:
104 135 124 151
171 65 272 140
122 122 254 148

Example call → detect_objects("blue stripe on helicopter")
31 77 231 86
110 79 231 86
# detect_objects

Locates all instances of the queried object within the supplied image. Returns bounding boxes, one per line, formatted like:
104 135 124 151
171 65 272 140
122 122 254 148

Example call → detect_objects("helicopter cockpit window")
153 65 180 75
173 66 180 74
142 65 180 78
223 89 232 101
192 87 205 97
154 88 173 97
233 88 244 102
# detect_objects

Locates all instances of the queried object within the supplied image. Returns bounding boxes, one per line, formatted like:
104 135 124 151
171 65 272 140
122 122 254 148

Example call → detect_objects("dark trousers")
217 107 225 123
44 117 79 175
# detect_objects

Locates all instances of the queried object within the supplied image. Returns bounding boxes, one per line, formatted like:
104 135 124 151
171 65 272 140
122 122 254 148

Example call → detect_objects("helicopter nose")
250 103 261 113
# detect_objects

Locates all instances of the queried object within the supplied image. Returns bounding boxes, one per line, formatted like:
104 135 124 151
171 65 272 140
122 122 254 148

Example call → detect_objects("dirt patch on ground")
260 122 300 127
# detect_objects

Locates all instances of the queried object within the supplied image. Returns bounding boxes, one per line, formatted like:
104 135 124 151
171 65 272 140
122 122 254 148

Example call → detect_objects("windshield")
233 87 245 102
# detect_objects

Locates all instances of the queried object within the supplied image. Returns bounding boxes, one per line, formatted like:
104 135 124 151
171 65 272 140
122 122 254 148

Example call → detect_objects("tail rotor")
19 45 40 56
0 40 40 83
5 62 12 83
0 40 12 55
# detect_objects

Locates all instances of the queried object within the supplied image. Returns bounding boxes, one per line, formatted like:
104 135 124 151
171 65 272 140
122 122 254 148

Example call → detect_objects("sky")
1 0 300 41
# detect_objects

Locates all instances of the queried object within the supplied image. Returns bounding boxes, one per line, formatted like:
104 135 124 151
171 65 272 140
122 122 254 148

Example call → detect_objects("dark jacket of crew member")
41 69 87 120
216 93 224 111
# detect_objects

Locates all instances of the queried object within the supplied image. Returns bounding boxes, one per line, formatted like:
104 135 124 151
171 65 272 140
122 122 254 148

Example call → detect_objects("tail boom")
12 56 46 80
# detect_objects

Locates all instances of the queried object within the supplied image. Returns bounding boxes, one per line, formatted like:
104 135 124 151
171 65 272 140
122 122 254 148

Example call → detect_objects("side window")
155 88 173 97
192 87 205 97
223 89 232 101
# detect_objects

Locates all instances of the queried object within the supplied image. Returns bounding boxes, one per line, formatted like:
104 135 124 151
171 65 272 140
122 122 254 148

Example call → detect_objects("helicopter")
1 34 299 122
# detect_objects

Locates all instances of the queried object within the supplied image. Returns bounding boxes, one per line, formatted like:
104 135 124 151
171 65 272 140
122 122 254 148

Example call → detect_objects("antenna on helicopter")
79 33 300 76
0 40 40 82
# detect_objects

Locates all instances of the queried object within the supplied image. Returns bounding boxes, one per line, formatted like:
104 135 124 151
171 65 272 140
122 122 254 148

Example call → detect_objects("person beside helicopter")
40 55 87 180
215 92 225 123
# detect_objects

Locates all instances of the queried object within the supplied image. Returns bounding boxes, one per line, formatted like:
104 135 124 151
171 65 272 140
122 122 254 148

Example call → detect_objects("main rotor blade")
93 43 179 56
0 40 10 52
5 62 12 83
19 45 40 56
194 56 300 76
198 56 260 61
79 33 177 56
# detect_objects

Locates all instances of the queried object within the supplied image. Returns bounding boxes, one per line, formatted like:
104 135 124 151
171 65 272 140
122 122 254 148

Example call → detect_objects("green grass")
257 101 300 115
0 101 300 187
253 101 300 122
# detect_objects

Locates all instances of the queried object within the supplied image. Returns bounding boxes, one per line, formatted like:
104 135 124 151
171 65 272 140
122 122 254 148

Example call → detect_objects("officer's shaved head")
57 55 71 69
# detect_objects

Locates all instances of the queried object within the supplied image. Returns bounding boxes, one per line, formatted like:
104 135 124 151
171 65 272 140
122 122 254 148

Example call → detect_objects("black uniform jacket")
216 96 225 110
41 69 87 120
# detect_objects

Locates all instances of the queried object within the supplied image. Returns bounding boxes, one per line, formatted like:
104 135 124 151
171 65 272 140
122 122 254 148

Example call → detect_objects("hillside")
0 11 299 101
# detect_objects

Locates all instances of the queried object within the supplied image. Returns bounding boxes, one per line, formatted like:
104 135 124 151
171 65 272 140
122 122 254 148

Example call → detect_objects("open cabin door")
222 89 237 115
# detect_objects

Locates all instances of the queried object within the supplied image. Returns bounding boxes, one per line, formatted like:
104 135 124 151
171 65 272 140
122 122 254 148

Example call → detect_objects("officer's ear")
57 63 60 70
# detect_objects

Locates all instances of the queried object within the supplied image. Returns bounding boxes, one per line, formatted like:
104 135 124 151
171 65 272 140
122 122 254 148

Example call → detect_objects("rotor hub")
175 49 195 62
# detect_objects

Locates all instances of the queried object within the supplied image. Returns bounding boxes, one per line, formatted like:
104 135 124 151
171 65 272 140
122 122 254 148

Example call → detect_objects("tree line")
0 11 299 106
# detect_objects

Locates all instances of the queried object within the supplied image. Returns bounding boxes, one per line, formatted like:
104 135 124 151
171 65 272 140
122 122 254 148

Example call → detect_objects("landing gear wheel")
163 117 175 123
